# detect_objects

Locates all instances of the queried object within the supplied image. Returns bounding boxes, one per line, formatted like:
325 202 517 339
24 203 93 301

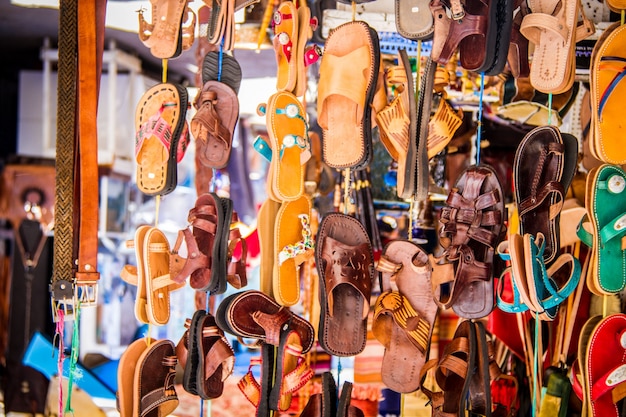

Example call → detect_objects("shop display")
4 0 626 415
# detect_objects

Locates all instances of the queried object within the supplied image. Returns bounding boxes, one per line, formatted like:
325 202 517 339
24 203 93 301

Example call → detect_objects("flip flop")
135 83 189 196
273 195 313 307
589 22 626 164
373 240 439 393
191 80 239 169
318 21 380 170
273 1 299 93
316 213 373 356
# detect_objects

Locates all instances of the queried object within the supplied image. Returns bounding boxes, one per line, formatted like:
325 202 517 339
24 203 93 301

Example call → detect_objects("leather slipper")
373 240 439 393
436 164 505 319
273 1 300 93
263 91 310 201
589 22 626 164
215 290 315 353
133 339 179 417
273 195 313 307
191 80 239 169
395 0 434 40
337 381 365 417
179 310 206 396
117 337 153 417
135 83 189 196
258 199 281 297
316 213 373 356
238 343 275 417
299 371 338 417
514 125 566 265
138 0 192 59
195 311 235 399
318 21 380 170
585 314 626 417
577 164 626 295
201 51 242 94
521 0 594 93
419 319 476 416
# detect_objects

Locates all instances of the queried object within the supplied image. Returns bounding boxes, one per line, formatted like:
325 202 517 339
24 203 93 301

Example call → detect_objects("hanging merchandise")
138 0 196 59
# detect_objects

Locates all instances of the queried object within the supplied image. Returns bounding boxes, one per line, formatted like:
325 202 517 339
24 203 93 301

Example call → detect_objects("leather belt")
51 0 106 320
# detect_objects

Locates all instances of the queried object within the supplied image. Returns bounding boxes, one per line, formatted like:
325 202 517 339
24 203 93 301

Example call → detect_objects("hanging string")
210 168 218 193
200 400 204 417
218 42 224 82
337 357 342 396
603 295 608 318
476 73 486 165
408 199 415 240
343 168 351 215
351 1 356 21
400 392 405 417
547 93 553 126
155 195 161 228
622 10 625 25
146 324 152 346
206 291 211 313
64 301 81 416
532 312 539 417
162 59 168 83
55 309 65 417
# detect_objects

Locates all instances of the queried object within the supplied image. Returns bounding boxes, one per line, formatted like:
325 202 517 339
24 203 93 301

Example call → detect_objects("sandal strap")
591 364 626 403
193 91 232 149
373 291 431 353
496 267 530 314
278 214 314 266
518 180 564 219
599 212 626 247
140 358 178 417
204 336 235 382
251 308 293 346
227 225 248 289
282 358 314 395
170 228 210 283
238 369 261 407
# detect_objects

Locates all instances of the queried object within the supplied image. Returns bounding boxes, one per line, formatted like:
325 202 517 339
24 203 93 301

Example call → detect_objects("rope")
53 0 78 292
547 93 553 126
64 302 81 415
476 73 485 165
55 310 65 416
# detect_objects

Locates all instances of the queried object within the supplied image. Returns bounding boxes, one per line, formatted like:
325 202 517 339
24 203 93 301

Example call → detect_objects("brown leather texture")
514 125 565 264
316 213 373 357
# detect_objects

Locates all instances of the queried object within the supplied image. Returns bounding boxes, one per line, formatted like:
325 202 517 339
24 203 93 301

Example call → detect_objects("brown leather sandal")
436 164 505 319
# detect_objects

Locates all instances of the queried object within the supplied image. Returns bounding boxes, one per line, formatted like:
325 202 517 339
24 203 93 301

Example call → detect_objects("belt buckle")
75 281 98 306
50 279 76 322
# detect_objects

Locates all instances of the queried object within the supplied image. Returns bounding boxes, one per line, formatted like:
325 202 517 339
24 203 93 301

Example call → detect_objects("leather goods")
589 22 626 164
273 196 313 307
215 290 315 353
395 0 434 40
118 338 153 417
134 339 179 417
606 0 626 12
577 164 626 295
415 56 436 200
134 82 190 196
520 0 594 94
420 319 476 416
469 321 500 415
192 80 239 169
514 125 566 265
375 49 416 199
273 1 299 93
201 51 242 94
372 240 439 393
179 310 205 395
584 314 626 417
300 371 337 417
258 198 281 297
317 21 380 170
574 315 603 416
138 0 195 58
436 164 505 319
238 343 275 417
316 213 373 356
507 0 530 78
337 381 365 417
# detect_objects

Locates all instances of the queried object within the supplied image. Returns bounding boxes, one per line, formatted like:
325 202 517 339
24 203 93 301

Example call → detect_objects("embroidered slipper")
514 125 566 265
134 339 179 417
372 240 439 393
262 91 310 201
138 0 193 59
273 1 299 93
520 0 594 93
135 83 189 196
436 164 505 319
585 314 626 417
589 22 626 164
273 195 314 307
577 165 626 295
316 213 373 356
117 338 154 417
395 0 434 40
195 311 235 399
191 81 239 170
215 290 315 353
201 51 242 94
317 21 380 170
